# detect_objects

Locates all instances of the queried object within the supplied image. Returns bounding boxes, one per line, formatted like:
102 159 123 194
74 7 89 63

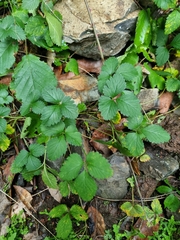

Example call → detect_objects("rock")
55 0 139 59
96 153 130 199
139 149 179 181
137 88 159 111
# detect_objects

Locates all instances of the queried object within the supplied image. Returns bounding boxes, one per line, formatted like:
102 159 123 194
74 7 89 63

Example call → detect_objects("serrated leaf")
103 73 126 97
164 194 180 212
61 95 78 119
22 0 40 11
32 100 46 114
0 133 10 152
11 54 57 102
98 96 118 120
42 86 65 104
153 0 177 10
65 58 79 75
42 169 58 189
41 122 65 136
170 33 180 49
120 202 145 217
20 117 31 138
156 47 169 66
129 65 143 94
56 214 72 239
127 115 143 130
117 63 139 81
98 57 118 93
125 132 145 156
151 199 162 215
6 124 15 135
49 204 68 218
11 150 29 172
59 181 70 197
117 90 141 117
70 205 88 221
86 152 113 179
45 11 62 46
0 106 10 117
166 78 180 92
59 153 83 181
156 185 172 194
41 105 62 126
0 89 13 105
0 118 7 133
74 171 97 201
142 124 170 143
0 39 18 74
12 10 29 28
65 126 82 146
47 136 67 161
165 10 180 34
156 29 168 47
28 143 45 157
26 155 42 171
25 16 46 36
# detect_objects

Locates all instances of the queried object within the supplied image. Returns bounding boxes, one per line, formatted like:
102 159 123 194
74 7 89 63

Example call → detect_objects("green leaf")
45 11 62 46
125 132 145 156
117 63 139 81
0 118 7 133
56 214 72 239
59 153 83 181
40 122 65 136
70 205 88 221
22 0 40 11
166 78 180 92
117 90 141 117
129 65 143 94
28 143 45 157
74 171 97 201
65 58 79 75
86 152 113 179
20 117 31 138
0 106 10 117
47 136 67 161
11 150 29 172
151 199 163 215
156 29 168 47
65 126 82 146
61 95 78 119
12 10 29 28
59 181 70 197
49 204 68 218
98 57 118 93
153 0 177 10
32 100 46 114
0 39 18 74
170 33 180 49
11 54 57 102
42 169 58 189
156 185 172 194
156 47 169 66
98 96 118 120
26 155 42 171
142 124 170 143
134 10 151 50
120 202 145 217
0 89 13 104
127 114 144 130
165 10 180 34
0 133 10 152
164 194 180 212
103 73 126 97
25 16 46 37
41 105 62 126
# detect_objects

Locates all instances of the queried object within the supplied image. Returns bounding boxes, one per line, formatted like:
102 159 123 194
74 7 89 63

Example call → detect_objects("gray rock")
96 152 130 199
137 88 159 111
55 0 139 59
139 150 179 181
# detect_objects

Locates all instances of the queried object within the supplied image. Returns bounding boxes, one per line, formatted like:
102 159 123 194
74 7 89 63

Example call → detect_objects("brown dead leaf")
0 75 12 85
13 185 35 212
2 156 14 182
48 188 62 202
77 59 102 73
87 206 106 238
54 65 63 79
131 159 141 176
159 92 174 113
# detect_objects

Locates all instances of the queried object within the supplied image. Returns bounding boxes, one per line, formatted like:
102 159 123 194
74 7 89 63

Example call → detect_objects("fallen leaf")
0 75 12 85
87 206 106 237
23 231 42 240
131 159 141 175
48 188 62 202
158 92 174 113
11 201 26 217
2 156 15 183
77 59 102 73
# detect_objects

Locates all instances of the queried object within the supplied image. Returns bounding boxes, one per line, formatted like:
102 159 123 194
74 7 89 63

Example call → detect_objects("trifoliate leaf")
165 10 180 34
164 194 180 212
59 153 83 181
45 11 62 46
22 0 40 11
117 90 141 117
41 105 62 126
28 143 45 157
47 136 67 161
142 124 170 143
11 54 57 102
49 204 68 218
42 169 58 189
98 57 118 93
170 33 180 49
117 63 139 81
0 106 10 117
153 0 177 10
11 150 29 172
0 39 18 75
65 58 79 75
25 16 46 37
156 47 169 66
26 155 42 171
103 73 126 97
125 132 145 156
65 126 82 146
121 202 145 217
127 114 144 130
98 96 118 120
74 171 97 201
86 152 113 179
56 214 72 239
40 122 65 136
166 78 180 92
61 96 78 119
0 118 7 133
0 133 10 152
70 205 88 221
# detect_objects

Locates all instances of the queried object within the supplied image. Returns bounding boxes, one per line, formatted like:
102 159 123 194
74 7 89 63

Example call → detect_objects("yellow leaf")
6 124 15 135
140 154 151 162
0 133 10 151
112 112 121 124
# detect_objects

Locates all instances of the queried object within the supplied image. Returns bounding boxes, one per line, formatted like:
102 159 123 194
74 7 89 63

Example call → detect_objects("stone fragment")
137 88 159 111
96 153 130 199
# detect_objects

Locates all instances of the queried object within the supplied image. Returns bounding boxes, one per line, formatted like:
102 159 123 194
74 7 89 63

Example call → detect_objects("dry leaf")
158 92 174 113
11 201 26 217
48 188 62 202
0 75 12 85
2 156 14 182
87 206 106 238
131 159 141 176
13 185 35 212
77 59 102 73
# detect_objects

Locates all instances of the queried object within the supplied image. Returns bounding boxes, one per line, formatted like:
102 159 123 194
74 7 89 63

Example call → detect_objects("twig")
84 0 104 62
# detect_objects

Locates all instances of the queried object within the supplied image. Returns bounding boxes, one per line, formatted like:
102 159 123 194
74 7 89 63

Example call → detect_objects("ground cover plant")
0 0 180 239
